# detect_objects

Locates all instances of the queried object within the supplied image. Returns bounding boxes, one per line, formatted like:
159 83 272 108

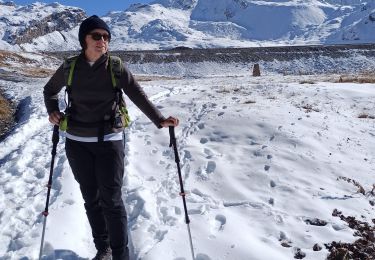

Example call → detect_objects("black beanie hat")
78 15 111 48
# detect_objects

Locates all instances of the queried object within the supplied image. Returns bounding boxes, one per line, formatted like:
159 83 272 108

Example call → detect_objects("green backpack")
59 55 130 131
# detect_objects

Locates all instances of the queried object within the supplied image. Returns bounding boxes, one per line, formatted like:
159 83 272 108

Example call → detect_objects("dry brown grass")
134 75 181 82
19 67 55 78
0 50 35 66
337 72 375 83
0 50 57 78
0 95 12 119
0 93 14 138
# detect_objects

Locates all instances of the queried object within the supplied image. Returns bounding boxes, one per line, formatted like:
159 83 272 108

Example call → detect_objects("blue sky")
11 0 153 16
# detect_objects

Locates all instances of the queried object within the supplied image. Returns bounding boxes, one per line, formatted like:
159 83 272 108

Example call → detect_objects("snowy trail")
0 72 375 260
0 77 68 256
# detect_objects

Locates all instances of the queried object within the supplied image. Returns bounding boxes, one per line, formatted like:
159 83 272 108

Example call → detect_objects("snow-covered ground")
0 54 374 259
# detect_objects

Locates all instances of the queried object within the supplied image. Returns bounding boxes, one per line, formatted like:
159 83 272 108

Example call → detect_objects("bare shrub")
358 113 375 119
337 176 365 195
216 88 230 94
134 75 180 82
299 80 315 84
300 104 320 113
325 209 375 260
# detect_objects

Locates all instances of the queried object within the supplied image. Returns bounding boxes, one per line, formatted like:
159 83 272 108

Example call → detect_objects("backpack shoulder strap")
109 55 122 88
63 55 78 88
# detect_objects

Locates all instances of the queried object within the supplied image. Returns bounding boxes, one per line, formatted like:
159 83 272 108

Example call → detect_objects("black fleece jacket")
43 53 165 137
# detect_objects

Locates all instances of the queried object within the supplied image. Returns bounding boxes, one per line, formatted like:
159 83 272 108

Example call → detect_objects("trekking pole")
169 126 195 260
39 124 59 260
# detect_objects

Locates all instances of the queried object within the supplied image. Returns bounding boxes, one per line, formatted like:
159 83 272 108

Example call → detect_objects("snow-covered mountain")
0 0 375 51
0 1 86 51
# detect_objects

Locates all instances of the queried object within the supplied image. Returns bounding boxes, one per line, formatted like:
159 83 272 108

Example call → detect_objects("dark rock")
253 63 261 76
1 1 16 6
304 218 327 226
281 242 292 248
8 9 86 44
313 243 322 251
294 248 306 259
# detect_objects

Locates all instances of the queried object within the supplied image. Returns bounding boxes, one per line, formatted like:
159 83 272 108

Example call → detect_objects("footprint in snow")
196 254 212 260
200 138 209 144
264 165 271 171
35 171 45 179
197 123 205 130
183 150 192 160
206 161 216 174
63 199 75 206
162 149 172 157
218 112 225 116
158 160 166 165
270 180 276 188
147 224 168 242
175 255 212 260
160 207 177 226
279 231 288 241
204 148 214 159
214 214 226 231
174 206 181 215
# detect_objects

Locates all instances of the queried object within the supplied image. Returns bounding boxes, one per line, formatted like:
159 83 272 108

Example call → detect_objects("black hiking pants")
65 138 129 260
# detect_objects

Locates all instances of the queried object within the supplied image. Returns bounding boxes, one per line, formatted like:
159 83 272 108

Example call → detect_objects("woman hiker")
43 15 179 260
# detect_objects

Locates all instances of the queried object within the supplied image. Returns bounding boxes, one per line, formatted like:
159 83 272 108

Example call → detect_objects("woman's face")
84 28 110 56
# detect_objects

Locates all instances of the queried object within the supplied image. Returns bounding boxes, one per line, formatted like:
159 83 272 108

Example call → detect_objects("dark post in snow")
253 63 261 77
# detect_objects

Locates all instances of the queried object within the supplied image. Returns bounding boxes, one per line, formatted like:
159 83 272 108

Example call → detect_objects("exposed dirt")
0 89 15 141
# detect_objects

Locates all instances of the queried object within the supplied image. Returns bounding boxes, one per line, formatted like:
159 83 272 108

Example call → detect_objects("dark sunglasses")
89 32 110 42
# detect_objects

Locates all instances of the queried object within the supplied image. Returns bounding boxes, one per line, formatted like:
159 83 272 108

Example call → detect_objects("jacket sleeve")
121 64 166 128
43 64 66 115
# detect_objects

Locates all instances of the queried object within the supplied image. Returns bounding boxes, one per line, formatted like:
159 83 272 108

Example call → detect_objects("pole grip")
52 124 59 145
169 126 180 163
169 126 175 146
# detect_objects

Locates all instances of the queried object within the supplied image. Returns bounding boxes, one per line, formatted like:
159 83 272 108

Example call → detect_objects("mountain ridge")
0 0 374 51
